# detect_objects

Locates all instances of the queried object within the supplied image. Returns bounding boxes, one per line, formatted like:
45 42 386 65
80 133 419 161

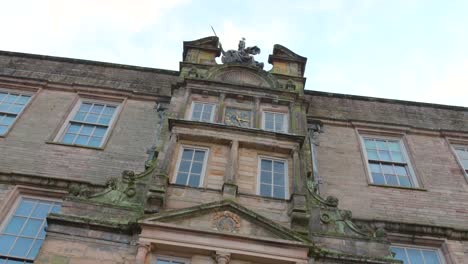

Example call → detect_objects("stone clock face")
224 108 252 128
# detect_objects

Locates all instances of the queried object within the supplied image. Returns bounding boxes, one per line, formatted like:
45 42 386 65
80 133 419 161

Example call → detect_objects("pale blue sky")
1 0 467 107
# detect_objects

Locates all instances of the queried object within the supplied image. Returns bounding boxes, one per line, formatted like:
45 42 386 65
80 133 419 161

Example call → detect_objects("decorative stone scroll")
211 211 241 233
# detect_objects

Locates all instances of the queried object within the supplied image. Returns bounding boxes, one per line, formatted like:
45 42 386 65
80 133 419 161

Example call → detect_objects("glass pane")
422 250 441 264
0 126 6 135
51 205 61 214
85 113 99 123
260 184 271 197
382 164 394 175
0 235 16 254
103 106 116 115
21 219 43 237
399 176 411 187
16 95 31 105
386 175 398 185
62 134 76 144
15 200 35 217
390 247 408 263
27 239 43 259
88 137 102 147
366 150 378 160
388 142 401 151
204 104 213 113
407 248 424 263
201 112 211 122
372 173 385 184
31 203 51 218
364 139 376 149
79 103 92 112
391 151 404 162
178 161 191 173
75 135 89 145
4 216 26 234
395 165 407 176
173 261 185 264
9 105 23 114
93 127 107 137
190 162 203 174
261 159 272 171
2 116 15 126
273 161 285 173
175 172 188 185
80 125 94 136
369 163 381 173
181 149 193 160
193 150 205 162
5 94 18 103
376 140 387 150
264 121 274 130
0 104 9 112
156 260 171 264
67 124 81 133
7 260 27 264
90 104 104 114
188 174 200 187
73 112 86 121
273 186 285 199
193 103 202 112
191 111 201 121
260 171 272 184
98 116 111 125
10 237 34 257
379 150 391 161
0 92 6 101
273 173 285 186
265 113 273 122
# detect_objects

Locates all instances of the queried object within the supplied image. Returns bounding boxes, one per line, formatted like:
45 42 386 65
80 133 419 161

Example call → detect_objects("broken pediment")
140 200 309 243
206 65 279 89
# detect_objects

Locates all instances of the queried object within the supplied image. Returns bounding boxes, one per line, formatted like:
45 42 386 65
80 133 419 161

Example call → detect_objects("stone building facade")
0 36 466 264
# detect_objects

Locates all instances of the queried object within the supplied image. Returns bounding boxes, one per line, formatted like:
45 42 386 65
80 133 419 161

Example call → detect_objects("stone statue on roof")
220 37 264 69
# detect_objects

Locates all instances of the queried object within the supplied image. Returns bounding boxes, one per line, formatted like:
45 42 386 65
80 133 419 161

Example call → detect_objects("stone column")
217 93 226 123
254 97 261 128
214 252 231 264
223 140 239 198
135 242 151 264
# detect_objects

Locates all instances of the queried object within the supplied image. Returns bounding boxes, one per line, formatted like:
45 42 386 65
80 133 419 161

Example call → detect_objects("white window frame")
451 144 468 178
262 111 288 133
153 255 190 264
0 88 35 137
360 135 419 188
189 101 216 122
257 156 289 199
390 244 446 264
0 195 62 262
54 97 122 148
173 145 209 188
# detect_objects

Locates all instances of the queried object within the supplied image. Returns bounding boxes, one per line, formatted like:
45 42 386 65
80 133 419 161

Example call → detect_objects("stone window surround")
51 93 125 150
172 144 210 188
355 127 422 189
0 185 66 262
445 137 468 183
388 233 453 264
0 84 40 138
256 156 289 199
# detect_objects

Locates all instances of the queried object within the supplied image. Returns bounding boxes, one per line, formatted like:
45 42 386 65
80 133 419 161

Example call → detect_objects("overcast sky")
1 0 467 107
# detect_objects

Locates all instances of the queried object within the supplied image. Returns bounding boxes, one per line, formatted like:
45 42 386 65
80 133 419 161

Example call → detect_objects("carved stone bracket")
214 251 231 264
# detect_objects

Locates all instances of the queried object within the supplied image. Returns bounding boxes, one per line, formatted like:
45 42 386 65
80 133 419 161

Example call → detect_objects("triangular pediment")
140 200 309 243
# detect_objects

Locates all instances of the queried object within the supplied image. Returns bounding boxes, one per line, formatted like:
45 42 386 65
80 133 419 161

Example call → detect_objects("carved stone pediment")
140 200 309 243
207 65 279 89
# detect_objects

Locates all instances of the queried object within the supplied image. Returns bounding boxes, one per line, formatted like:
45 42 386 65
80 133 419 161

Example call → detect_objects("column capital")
214 251 231 264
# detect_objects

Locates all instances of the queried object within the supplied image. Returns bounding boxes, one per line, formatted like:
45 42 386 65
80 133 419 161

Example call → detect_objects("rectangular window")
0 197 61 263
258 158 288 199
190 102 215 122
263 112 287 133
175 147 208 188
453 145 468 174
154 255 188 264
0 91 32 136
58 99 119 148
391 245 444 264
362 137 417 188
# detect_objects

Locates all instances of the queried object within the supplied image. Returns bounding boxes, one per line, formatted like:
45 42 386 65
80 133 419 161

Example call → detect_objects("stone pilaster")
223 140 239 198
214 252 231 264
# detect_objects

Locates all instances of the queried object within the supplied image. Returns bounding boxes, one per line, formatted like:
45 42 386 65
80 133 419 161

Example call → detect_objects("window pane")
193 103 203 112
201 112 211 121
193 150 205 162
422 250 441 264
0 235 16 254
407 248 424 263
273 161 285 173
31 203 51 219
261 160 272 171
90 104 104 114
372 173 385 184
175 172 188 185
391 151 404 162
273 186 285 199
369 163 381 173
388 142 401 151
398 176 411 187
103 106 116 115
4 217 26 234
367 150 379 160
260 171 272 184
21 219 43 237
379 150 391 161
191 111 201 121
190 162 203 174
273 173 285 186
85 113 99 123
27 239 43 259
93 127 107 137
0 126 7 135
260 184 271 197
375 140 387 150
364 139 376 149
382 164 394 175
178 161 191 173
1 115 15 126
395 166 407 176
188 174 200 187
390 247 408 263
88 137 102 147
79 103 92 112
62 134 76 144
80 125 94 136
15 200 35 217
67 124 81 134
75 135 89 145
98 116 111 125
9 105 22 114
386 175 398 185
181 149 193 160
10 237 34 258
73 112 86 121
